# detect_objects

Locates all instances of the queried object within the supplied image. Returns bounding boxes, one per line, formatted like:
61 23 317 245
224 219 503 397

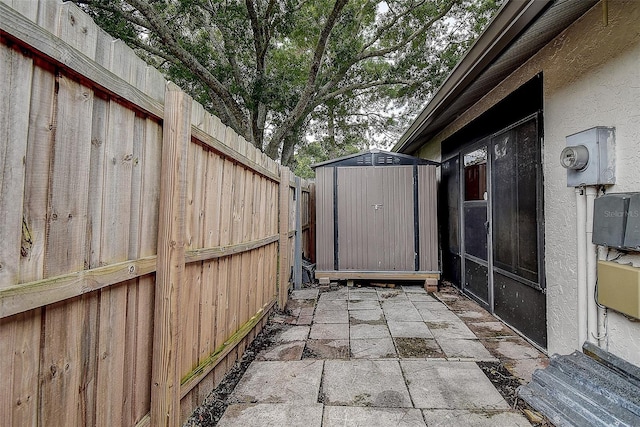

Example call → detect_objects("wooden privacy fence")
0 1 314 426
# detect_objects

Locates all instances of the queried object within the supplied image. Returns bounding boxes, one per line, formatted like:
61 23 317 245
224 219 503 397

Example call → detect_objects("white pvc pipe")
585 186 598 344
596 246 608 347
576 188 588 350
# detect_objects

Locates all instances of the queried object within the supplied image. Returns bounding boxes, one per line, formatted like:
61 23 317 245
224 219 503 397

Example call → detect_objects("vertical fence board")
95 283 127 427
44 75 93 277
215 156 234 373
132 115 162 423
140 119 163 255
151 87 190 427
199 151 222 362
20 61 55 283
0 44 32 288
57 2 97 57
230 163 246 339
182 142 204 376
133 274 154 422
124 113 145 427
128 114 146 260
86 95 107 269
123 279 139 426
0 310 41 426
100 100 135 264
41 297 83 425
94 54 135 423
241 170 255 326
36 0 60 35
3 0 37 21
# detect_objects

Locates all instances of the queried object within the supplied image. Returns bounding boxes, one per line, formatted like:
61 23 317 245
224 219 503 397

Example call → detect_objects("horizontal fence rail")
0 1 314 426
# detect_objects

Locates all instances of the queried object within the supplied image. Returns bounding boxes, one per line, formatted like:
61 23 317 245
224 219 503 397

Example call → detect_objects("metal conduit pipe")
576 187 588 350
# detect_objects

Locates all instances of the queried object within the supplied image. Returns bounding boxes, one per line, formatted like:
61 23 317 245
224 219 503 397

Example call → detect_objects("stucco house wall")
417 1 640 363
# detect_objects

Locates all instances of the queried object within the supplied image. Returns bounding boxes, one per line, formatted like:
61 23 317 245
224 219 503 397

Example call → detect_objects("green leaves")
76 0 500 167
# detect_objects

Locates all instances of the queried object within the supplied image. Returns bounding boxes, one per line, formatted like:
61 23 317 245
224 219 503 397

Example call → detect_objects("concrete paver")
348 290 379 301
215 285 548 426
421 409 531 427
387 321 433 338
349 308 385 323
350 323 390 339
229 360 323 404
319 290 349 300
407 292 439 302
436 338 498 361
322 360 412 407
218 403 323 427
382 305 422 322
291 289 320 300
305 339 350 359
418 308 461 323
316 299 348 311
412 300 451 311
468 321 517 338
348 300 381 310
257 341 305 361
427 320 477 340
310 323 350 340
323 406 426 426
350 337 396 358
401 360 510 410
418 306 460 323
314 309 350 324
276 325 310 342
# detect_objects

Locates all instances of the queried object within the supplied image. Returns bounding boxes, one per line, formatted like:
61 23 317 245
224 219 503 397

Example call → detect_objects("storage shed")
313 149 440 286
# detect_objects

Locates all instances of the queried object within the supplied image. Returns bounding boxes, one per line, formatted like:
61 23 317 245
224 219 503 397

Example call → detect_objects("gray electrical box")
623 194 640 250
564 127 615 187
593 193 640 250
593 193 630 247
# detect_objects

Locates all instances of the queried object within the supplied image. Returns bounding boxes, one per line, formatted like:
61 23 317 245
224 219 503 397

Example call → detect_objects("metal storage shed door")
337 166 414 271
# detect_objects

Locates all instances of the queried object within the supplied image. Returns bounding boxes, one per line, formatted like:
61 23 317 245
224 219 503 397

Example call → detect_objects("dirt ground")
182 319 285 427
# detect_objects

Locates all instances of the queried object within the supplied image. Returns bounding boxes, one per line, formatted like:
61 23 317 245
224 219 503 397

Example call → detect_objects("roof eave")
393 0 553 154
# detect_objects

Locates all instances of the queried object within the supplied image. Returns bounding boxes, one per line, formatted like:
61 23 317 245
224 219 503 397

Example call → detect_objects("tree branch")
124 0 249 139
317 0 458 100
265 0 349 159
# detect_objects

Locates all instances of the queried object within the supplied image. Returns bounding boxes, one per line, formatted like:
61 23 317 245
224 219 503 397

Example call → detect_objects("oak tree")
76 0 500 166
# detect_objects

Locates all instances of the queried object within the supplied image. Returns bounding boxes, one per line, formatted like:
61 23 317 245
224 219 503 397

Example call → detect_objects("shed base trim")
316 271 440 281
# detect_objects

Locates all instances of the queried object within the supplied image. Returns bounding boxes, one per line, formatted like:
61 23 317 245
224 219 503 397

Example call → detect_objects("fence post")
278 167 291 309
293 176 302 290
151 84 191 427
309 183 316 263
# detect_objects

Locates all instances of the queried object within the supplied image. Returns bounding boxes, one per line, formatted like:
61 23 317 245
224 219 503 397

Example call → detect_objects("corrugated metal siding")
337 167 372 270
315 167 334 271
380 166 414 270
418 165 438 271
519 342 640 427
337 166 414 271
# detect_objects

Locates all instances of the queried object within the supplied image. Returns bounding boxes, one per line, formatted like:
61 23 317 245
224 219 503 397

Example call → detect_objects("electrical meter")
560 145 589 170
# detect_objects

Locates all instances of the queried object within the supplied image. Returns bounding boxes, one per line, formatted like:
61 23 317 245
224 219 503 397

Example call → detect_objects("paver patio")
217 284 548 426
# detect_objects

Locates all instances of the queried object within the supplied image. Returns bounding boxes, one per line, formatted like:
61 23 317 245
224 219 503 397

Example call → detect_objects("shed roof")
393 0 598 154
311 149 438 169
